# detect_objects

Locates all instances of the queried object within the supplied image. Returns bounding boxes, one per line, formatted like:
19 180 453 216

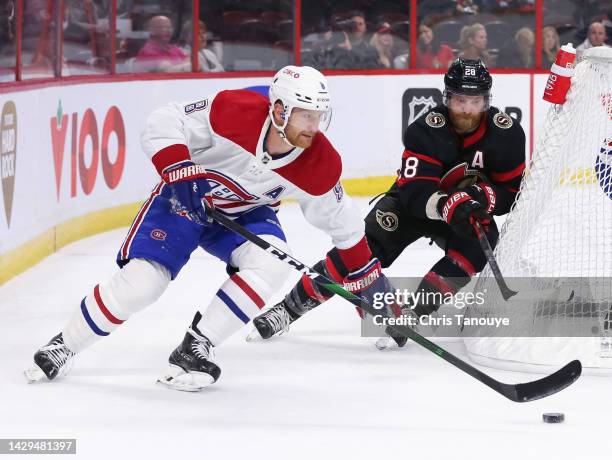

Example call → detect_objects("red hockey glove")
342 258 401 318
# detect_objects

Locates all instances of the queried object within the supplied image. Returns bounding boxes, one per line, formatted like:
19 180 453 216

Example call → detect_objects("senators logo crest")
425 112 446 128
375 209 399 232
493 112 513 129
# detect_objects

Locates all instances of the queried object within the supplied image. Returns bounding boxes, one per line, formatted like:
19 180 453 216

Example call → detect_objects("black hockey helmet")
443 59 492 108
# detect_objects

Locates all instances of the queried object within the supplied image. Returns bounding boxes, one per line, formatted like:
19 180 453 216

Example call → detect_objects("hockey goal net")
464 47 612 372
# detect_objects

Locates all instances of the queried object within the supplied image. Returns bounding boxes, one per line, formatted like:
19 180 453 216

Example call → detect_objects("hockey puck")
542 413 565 423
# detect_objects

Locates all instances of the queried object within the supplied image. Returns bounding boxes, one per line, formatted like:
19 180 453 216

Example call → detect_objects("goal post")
464 46 612 372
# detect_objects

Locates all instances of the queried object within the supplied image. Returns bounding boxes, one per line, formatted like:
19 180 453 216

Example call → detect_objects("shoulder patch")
425 112 446 128
184 99 208 114
209 90 270 155
375 209 399 232
493 112 513 129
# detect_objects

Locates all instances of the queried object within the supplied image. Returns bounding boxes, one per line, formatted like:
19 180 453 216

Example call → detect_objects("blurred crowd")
1 0 611 80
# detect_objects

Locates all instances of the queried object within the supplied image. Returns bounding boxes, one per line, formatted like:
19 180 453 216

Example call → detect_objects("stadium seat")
432 20 464 47
261 11 290 26
239 19 277 43
484 21 512 50
278 20 294 42
556 24 578 46
378 12 410 25
222 11 256 40
391 21 411 40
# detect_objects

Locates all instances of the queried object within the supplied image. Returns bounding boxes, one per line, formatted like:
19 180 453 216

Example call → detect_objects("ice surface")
1 199 610 460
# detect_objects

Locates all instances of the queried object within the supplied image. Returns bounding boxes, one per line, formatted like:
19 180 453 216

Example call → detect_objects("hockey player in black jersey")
249 59 526 347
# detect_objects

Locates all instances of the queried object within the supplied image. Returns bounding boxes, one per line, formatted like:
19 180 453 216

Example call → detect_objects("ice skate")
157 328 221 392
246 301 294 342
24 333 75 383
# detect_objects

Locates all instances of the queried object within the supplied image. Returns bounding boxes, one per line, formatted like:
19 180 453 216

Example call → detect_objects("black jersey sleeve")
396 123 445 219
486 117 527 215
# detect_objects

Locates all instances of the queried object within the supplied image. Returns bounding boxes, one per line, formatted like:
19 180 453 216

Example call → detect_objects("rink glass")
2 1 612 81
0 1 16 82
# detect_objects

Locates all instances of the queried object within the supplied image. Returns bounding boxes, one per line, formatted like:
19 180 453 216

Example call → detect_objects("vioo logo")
50 101 126 200
1 101 17 227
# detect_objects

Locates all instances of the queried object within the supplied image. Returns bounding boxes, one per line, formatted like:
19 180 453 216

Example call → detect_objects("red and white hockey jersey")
140 89 365 253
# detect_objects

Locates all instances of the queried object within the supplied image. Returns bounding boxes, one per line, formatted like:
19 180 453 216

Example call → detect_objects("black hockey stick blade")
205 204 582 402
473 222 518 300
498 359 582 402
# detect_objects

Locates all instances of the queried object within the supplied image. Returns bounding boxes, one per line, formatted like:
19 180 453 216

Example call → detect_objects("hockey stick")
472 222 574 303
206 205 582 403
473 222 518 300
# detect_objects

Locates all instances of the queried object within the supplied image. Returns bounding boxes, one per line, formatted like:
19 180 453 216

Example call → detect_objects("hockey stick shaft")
473 222 518 300
206 205 581 402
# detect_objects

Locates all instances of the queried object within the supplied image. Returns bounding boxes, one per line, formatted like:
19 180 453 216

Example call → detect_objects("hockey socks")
62 259 171 353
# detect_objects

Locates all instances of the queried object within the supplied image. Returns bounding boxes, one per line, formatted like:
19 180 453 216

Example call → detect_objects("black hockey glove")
438 190 492 238
463 182 497 215
162 161 213 225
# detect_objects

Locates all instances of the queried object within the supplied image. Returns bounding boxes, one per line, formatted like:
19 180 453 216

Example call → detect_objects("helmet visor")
287 107 333 132
444 89 490 112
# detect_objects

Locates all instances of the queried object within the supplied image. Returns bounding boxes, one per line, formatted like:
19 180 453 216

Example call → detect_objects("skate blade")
157 364 215 392
24 365 45 383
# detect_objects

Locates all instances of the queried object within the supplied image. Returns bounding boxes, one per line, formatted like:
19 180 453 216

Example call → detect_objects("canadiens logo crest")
151 229 167 241
206 170 259 204
493 112 513 129
425 112 446 128
375 209 399 232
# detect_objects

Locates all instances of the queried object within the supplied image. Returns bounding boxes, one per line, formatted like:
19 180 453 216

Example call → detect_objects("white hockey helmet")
268 65 332 145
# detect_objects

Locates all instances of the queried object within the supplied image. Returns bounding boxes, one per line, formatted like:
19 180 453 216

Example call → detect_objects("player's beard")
449 111 483 134
284 123 316 148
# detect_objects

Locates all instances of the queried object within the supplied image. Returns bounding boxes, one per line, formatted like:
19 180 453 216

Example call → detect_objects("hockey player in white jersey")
25 65 395 391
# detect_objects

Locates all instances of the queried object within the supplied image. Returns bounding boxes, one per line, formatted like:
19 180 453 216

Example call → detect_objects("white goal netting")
464 46 612 372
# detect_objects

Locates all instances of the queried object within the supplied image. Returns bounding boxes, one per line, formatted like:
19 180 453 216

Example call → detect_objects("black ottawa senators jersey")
392 105 526 219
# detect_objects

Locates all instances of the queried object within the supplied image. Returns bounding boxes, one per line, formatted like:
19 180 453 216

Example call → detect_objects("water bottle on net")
543 43 577 105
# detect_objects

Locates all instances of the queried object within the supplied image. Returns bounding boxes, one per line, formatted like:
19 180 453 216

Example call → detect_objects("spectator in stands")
63 0 105 42
603 7 612 41
22 0 62 75
63 0 108 66
180 20 223 72
343 11 381 68
301 28 354 69
497 27 534 68
416 23 454 69
541 26 560 68
576 21 610 60
456 0 479 14
135 15 190 72
370 24 395 68
458 23 493 67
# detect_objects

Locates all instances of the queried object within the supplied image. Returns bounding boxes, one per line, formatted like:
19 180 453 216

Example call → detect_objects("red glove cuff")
336 236 372 271
475 183 496 214
162 163 208 184
151 144 190 176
